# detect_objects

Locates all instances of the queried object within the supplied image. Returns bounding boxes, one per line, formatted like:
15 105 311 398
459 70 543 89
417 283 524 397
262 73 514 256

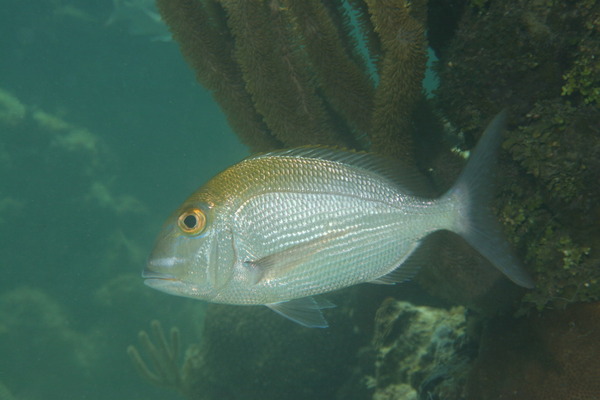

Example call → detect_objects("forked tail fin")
444 111 535 288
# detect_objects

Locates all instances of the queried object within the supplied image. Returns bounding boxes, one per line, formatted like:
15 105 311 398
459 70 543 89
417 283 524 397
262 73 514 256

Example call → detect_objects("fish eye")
177 208 206 235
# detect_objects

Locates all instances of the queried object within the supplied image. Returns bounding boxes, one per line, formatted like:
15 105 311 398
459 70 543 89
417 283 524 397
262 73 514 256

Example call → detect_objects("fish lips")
142 272 177 282
142 268 177 280
142 269 185 296
143 257 181 289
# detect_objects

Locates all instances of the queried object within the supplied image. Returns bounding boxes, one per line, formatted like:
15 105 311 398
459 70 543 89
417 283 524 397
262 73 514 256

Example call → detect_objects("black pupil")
183 214 197 229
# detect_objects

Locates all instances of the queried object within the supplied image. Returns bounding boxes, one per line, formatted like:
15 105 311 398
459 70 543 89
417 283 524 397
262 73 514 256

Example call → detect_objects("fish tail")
444 111 535 288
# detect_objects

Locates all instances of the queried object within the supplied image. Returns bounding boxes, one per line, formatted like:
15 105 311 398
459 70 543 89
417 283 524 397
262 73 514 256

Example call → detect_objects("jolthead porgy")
143 111 534 327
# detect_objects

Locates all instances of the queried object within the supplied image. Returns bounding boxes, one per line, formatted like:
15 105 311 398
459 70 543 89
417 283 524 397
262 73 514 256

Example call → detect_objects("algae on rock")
434 0 600 313
367 299 472 400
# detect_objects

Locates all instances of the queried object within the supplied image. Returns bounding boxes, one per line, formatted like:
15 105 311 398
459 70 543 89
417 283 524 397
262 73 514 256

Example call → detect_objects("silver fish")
144 111 534 327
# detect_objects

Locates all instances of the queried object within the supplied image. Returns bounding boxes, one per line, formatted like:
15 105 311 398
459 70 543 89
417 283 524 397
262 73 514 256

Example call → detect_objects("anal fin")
369 241 422 285
266 297 335 328
369 261 421 284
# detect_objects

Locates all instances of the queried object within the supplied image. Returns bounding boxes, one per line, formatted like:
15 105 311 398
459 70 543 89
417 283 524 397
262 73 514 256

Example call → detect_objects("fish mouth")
142 268 178 281
143 256 184 281
142 267 185 294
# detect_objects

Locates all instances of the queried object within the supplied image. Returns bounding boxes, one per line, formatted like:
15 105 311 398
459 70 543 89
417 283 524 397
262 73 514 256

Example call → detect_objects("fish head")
144 200 223 300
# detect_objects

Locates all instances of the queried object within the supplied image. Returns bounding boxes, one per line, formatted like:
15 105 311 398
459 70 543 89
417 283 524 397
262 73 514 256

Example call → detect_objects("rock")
366 298 474 400
467 302 600 400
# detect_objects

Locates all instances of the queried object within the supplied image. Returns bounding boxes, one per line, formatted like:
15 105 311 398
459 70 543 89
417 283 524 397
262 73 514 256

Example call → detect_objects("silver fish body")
145 112 534 327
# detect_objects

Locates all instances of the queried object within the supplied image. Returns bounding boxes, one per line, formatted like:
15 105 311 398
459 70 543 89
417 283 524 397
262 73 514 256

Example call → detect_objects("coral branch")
287 1 375 138
157 0 429 157
367 0 428 162
220 0 344 147
127 320 183 392
157 0 280 152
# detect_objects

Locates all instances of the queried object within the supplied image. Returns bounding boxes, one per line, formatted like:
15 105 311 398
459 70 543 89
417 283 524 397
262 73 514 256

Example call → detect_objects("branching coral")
127 320 185 394
367 0 427 161
156 0 428 159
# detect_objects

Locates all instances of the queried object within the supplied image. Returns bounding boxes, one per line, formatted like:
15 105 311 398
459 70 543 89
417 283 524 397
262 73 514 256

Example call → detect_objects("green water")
0 1 246 399
3 1 597 399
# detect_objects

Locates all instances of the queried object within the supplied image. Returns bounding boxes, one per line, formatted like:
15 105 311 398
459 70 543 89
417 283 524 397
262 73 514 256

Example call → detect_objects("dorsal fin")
247 146 433 196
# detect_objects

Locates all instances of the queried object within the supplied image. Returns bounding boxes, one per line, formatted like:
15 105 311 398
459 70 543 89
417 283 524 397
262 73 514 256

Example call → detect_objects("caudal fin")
445 111 535 288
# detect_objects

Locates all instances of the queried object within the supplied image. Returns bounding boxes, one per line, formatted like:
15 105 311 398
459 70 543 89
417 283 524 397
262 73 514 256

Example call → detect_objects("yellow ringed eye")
177 208 206 235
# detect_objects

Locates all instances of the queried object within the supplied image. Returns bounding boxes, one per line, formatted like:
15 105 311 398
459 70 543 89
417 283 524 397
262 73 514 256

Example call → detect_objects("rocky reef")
366 299 472 400
131 299 600 400
129 296 367 400
434 0 600 313
467 301 600 400
128 294 474 400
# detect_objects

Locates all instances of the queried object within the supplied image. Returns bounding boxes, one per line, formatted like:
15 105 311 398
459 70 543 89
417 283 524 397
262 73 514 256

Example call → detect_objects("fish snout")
143 257 185 281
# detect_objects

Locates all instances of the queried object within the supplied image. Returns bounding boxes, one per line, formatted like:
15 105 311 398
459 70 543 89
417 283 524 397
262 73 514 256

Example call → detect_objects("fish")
144 111 534 328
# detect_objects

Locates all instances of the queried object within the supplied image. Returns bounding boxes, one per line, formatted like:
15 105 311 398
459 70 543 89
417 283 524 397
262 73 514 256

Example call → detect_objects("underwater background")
1 0 599 399
0 1 245 399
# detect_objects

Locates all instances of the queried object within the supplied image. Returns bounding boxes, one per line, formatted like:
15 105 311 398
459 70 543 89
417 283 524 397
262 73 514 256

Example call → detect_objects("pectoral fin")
266 297 336 328
244 230 347 284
